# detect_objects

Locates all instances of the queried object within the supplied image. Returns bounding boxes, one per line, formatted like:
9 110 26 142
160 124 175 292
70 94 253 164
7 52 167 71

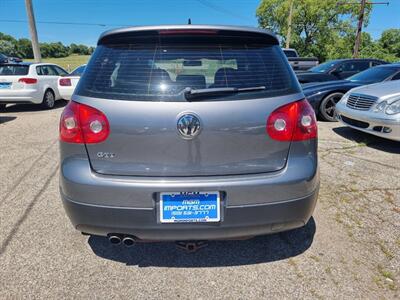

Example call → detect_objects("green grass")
25 55 90 72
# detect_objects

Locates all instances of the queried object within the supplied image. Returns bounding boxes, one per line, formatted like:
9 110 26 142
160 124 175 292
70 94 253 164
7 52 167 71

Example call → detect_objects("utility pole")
25 0 41 62
353 0 367 58
285 0 294 49
338 1 389 58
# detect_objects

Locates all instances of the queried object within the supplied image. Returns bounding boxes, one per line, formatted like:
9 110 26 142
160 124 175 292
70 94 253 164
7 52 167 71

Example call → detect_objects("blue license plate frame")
159 191 220 223
0 83 11 89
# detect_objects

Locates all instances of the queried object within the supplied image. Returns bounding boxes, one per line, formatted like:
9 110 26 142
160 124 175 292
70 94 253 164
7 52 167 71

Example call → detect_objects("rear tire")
319 92 343 122
41 89 55 109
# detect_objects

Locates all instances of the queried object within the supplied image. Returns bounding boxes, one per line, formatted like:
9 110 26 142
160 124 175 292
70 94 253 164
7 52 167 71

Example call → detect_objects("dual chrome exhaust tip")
108 234 136 247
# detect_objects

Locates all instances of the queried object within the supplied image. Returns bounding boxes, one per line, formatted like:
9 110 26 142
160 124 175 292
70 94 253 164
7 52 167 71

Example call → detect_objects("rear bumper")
61 189 318 240
336 102 400 141
0 89 41 104
59 141 319 240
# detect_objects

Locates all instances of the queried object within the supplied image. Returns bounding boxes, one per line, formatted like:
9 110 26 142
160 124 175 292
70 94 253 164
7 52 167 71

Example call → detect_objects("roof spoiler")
97 25 279 45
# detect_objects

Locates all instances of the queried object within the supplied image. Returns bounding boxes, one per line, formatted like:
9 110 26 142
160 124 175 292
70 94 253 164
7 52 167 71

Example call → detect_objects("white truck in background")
282 48 319 71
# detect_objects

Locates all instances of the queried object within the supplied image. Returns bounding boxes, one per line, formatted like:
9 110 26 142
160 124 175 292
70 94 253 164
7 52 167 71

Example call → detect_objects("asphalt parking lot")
0 101 399 299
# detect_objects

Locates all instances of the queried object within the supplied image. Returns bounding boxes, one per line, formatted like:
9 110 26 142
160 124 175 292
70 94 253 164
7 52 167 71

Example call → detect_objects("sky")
0 0 399 46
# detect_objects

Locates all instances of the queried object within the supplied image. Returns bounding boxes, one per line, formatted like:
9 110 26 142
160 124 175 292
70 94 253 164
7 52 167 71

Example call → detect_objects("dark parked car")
7 56 23 63
304 63 400 121
297 59 387 84
0 53 8 64
0 53 22 64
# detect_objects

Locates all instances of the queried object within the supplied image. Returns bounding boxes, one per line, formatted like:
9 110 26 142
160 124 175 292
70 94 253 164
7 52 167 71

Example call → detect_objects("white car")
336 79 400 141
58 65 86 101
0 62 68 110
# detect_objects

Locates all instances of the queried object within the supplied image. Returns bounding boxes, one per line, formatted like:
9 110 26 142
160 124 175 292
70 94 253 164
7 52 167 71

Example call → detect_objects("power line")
0 19 131 27
194 0 250 21
3 18 389 32
2 0 253 27
337 1 389 4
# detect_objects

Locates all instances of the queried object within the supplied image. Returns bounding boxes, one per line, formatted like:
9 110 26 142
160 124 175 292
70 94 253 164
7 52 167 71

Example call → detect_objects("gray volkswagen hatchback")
59 25 319 245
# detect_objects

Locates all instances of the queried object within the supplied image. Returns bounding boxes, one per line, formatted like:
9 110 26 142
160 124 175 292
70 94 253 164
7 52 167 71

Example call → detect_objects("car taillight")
59 78 72 86
59 101 110 144
18 78 37 84
267 99 317 141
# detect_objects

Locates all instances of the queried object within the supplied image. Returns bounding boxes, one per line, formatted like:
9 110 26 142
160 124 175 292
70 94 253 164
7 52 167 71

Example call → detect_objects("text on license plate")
160 192 220 223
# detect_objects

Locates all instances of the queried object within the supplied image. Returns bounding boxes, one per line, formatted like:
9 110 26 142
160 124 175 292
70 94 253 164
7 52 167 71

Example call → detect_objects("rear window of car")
75 35 300 101
310 60 339 73
0 65 29 75
348 66 398 83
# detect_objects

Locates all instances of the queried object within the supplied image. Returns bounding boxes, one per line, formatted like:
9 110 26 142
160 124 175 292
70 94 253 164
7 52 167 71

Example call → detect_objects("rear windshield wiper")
183 86 266 101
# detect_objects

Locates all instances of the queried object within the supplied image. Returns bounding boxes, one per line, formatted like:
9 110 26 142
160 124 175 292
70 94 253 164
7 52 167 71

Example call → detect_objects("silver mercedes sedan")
336 79 400 141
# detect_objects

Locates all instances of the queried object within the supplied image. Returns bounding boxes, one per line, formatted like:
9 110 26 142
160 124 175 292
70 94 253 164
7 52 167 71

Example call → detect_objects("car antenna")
188 18 192 25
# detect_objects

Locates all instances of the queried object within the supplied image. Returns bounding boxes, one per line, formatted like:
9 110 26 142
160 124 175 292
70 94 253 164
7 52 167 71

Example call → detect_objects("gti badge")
177 114 201 139
97 152 115 159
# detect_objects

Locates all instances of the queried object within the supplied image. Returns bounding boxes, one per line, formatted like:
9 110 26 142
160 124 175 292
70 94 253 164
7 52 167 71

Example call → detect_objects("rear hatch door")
75 28 301 176
0 64 30 90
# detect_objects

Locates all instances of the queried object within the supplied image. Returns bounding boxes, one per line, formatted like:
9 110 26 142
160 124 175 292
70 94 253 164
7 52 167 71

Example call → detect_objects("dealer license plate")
160 191 220 223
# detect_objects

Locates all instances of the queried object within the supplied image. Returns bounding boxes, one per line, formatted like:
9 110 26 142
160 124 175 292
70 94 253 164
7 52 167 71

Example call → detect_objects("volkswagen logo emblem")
177 114 201 139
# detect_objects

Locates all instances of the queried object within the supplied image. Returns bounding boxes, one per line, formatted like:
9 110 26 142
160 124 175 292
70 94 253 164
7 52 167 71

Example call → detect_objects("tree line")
257 0 400 62
0 32 94 58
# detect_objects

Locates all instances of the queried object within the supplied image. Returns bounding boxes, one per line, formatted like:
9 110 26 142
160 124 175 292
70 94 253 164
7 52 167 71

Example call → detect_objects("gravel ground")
0 101 399 299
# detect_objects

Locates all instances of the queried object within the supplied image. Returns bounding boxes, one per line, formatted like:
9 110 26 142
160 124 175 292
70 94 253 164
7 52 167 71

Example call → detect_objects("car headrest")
213 67 239 87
